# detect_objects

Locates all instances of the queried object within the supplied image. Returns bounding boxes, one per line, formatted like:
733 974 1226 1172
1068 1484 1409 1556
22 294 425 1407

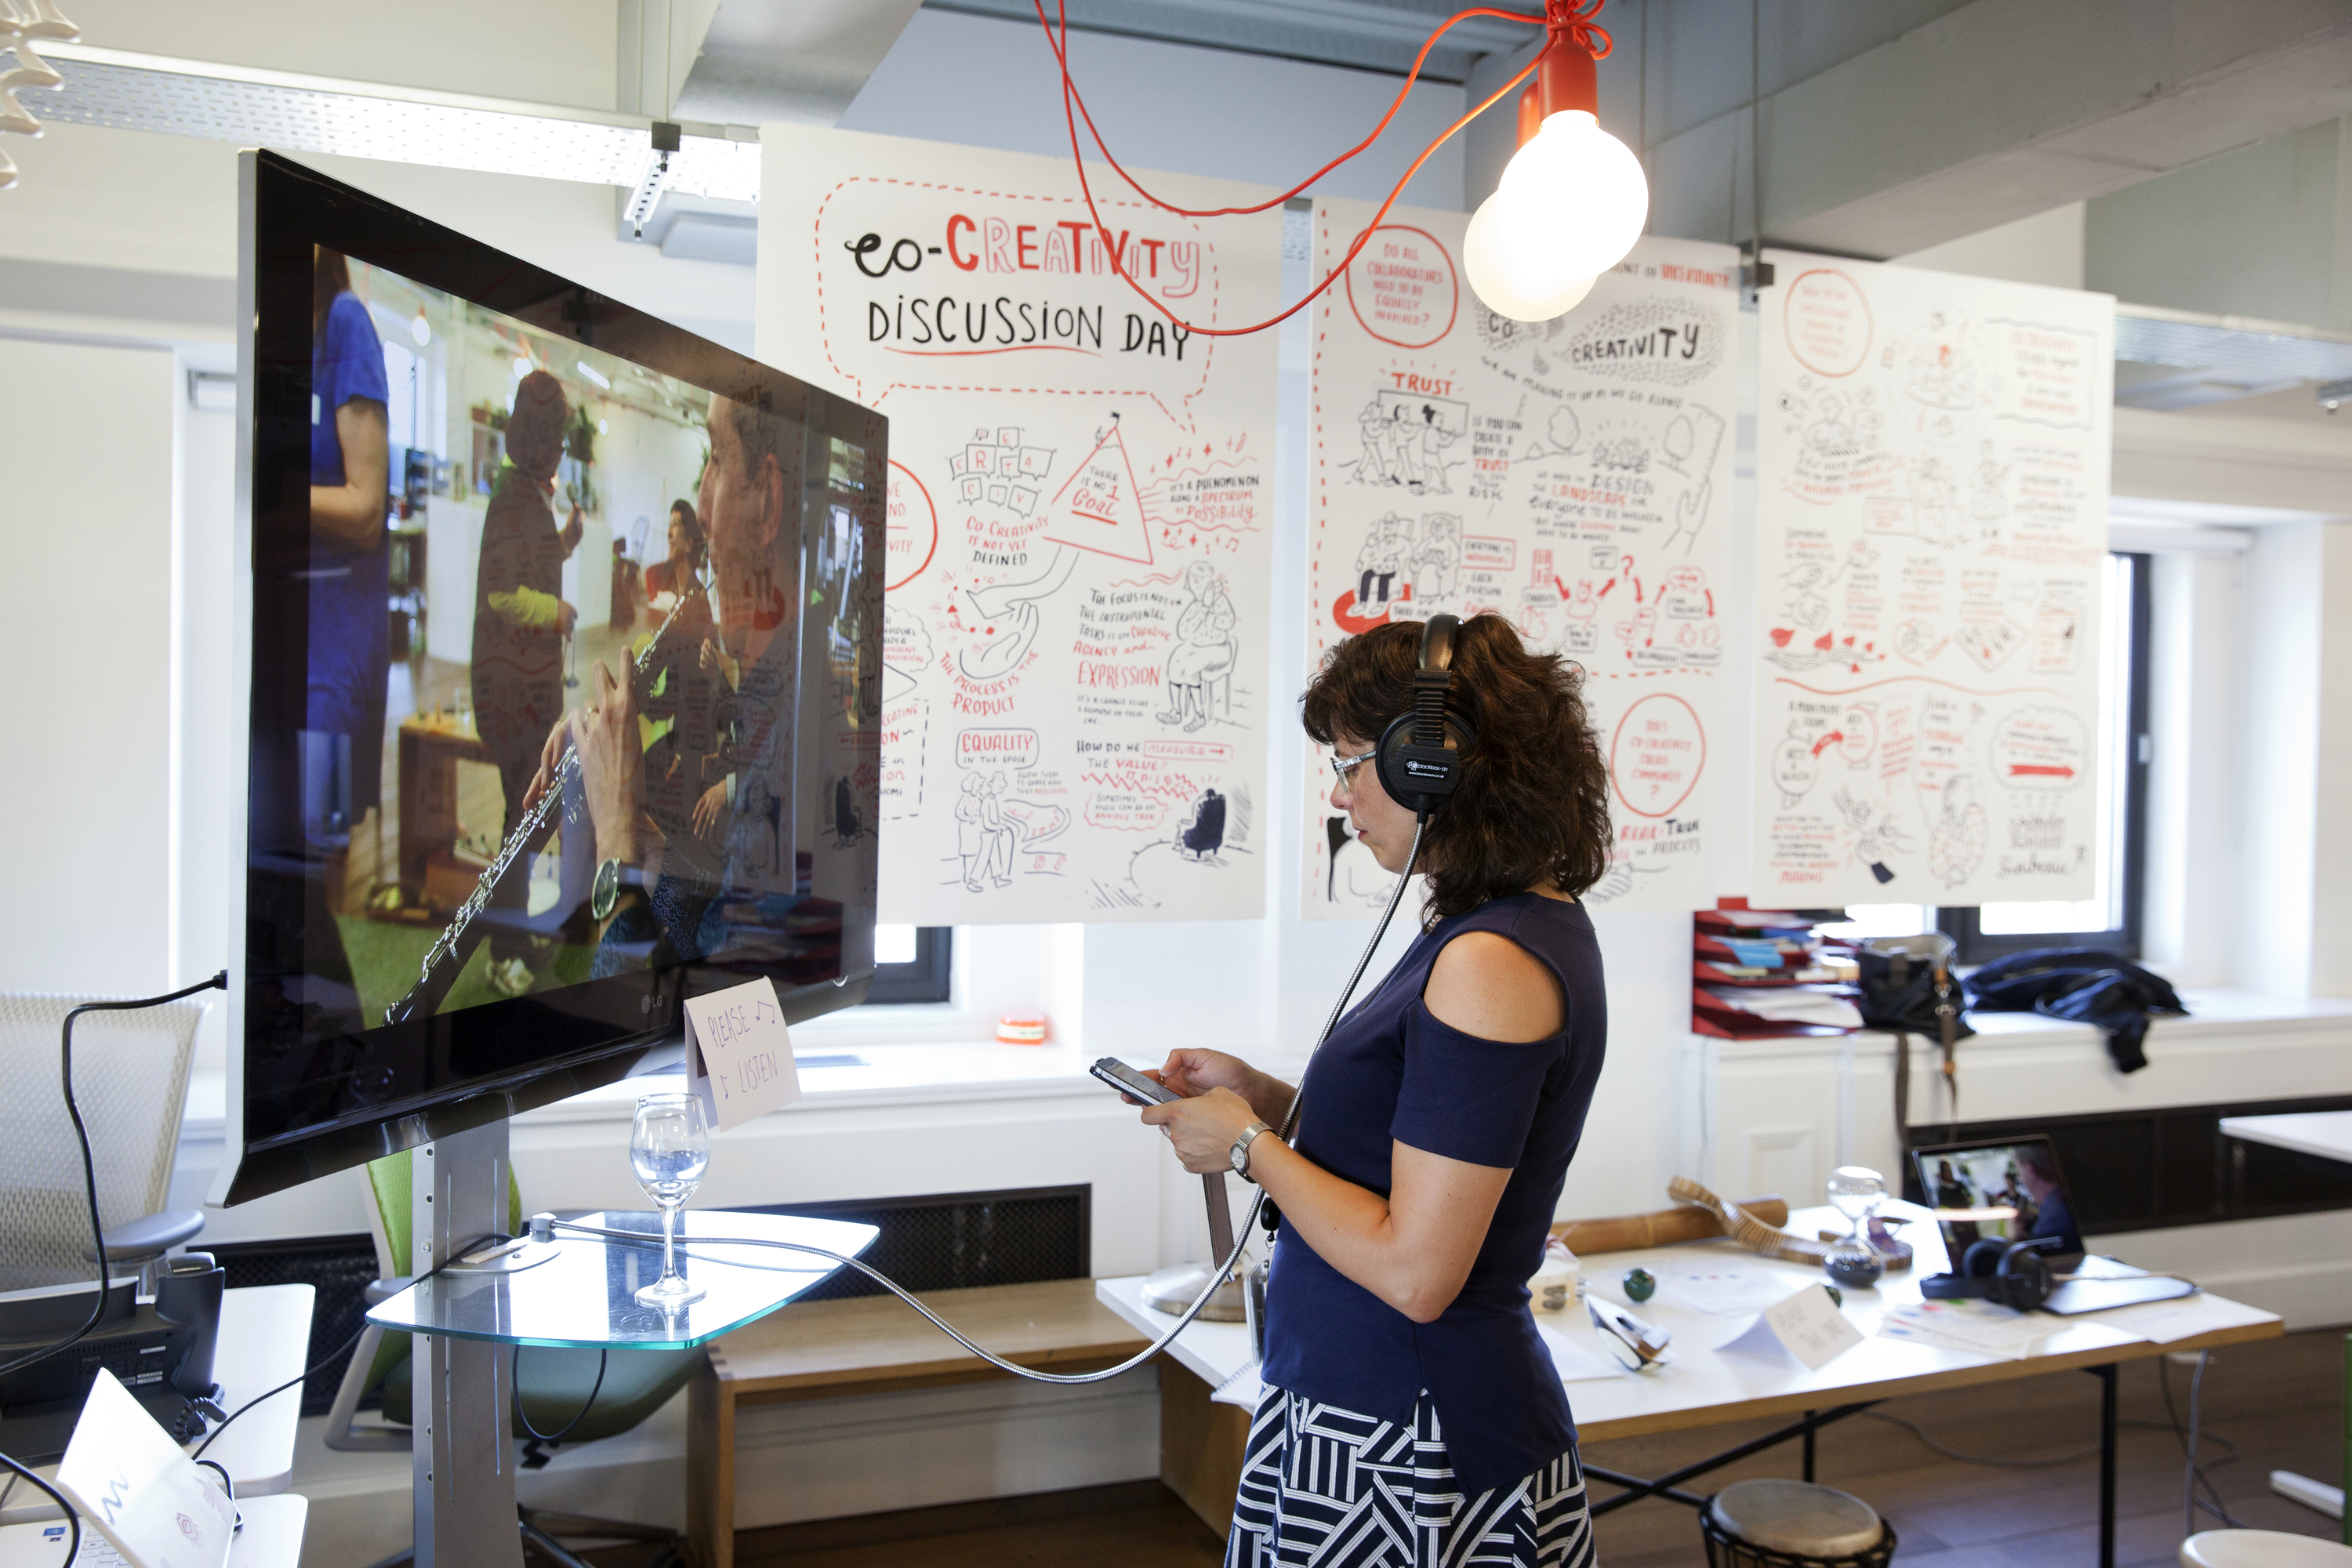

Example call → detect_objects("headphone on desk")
1919 1236 2060 1312
1373 614 1480 817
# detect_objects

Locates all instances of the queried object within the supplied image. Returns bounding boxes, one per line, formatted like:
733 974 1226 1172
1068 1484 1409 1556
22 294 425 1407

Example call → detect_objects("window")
862 924 953 1004
1940 550 2151 961
1817 552 2151 964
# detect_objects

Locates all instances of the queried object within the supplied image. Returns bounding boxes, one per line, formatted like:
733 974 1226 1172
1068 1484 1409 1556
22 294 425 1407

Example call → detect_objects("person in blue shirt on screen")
1139 616 1612 1568
307 248 391 848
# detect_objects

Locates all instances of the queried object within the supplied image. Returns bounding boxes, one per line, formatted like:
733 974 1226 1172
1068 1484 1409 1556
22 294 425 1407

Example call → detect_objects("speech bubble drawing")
1783 268 1871 379
1990 704 2088 790
883 603 932 670
1342 224 1459 350
884 460 938 590
1610 692 1706 818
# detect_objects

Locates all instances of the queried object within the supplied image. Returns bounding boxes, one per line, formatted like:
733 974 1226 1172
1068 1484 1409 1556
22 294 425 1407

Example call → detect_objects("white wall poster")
762 127 1280 924
1303 198 1740 918
1752 252 2114 906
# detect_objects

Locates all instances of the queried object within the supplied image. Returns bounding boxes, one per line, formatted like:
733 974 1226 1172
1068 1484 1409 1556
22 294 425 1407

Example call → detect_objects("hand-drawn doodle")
1409 515 1463 605
1831 786 1909 884
1969 438 2009 526
1927 774 1988 886
1160 561 1239 732
1350 389 1468 494
1772 720 1823 808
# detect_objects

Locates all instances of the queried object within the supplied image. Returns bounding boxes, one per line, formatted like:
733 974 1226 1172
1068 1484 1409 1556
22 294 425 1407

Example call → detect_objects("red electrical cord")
1033 0 1555 220
1033 0 1613 338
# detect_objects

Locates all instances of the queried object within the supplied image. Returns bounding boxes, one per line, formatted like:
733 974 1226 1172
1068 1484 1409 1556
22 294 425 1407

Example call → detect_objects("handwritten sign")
1762 1284 1866 1369
684 977 801 1133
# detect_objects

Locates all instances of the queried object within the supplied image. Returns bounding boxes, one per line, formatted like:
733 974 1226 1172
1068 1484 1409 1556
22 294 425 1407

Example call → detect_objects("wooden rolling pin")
1550 1196 1789 1256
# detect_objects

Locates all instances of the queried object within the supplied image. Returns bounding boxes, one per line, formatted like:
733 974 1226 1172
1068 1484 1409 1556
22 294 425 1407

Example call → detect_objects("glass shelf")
365 1210 880 1350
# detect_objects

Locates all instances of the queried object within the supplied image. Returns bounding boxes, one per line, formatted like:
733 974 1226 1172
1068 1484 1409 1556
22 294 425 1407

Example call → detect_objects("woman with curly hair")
1138 613 1612 1568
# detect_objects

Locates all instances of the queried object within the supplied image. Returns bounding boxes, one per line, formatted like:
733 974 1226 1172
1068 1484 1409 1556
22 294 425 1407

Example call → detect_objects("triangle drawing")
1039 422 1153 565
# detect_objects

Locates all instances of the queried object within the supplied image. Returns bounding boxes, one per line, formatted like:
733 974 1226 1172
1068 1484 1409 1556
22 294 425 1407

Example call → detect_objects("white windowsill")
176 1011 1163 1140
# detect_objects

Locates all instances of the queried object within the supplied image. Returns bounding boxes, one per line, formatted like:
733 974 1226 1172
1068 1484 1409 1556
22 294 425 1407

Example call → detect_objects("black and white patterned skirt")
1225 1386 1598 1568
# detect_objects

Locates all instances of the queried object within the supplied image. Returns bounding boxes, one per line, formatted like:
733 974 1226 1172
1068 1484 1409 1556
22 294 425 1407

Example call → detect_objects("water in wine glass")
632 1142 709 1203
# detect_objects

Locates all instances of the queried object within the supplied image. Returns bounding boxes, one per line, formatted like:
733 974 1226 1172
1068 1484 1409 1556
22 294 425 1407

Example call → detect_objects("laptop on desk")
1910 1134 2196 1314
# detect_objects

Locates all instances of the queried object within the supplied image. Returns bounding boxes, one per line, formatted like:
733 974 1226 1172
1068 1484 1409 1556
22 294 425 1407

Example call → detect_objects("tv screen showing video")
230 153 883 1200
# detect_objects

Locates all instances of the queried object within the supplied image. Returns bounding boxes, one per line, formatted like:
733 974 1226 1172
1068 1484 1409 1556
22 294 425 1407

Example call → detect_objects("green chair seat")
377 1342 699 1443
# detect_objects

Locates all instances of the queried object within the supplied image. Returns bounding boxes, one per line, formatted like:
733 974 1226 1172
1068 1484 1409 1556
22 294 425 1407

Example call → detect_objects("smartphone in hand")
1091 1056 1181 1105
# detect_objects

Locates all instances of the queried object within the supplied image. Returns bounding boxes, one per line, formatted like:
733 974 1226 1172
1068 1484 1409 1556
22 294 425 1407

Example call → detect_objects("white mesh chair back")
0 992 207 1291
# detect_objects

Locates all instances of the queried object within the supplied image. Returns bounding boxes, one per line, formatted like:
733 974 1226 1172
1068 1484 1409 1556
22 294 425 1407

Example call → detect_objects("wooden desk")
685 1279 1150 1568
1101 1204 2286 1566
394 712 490 909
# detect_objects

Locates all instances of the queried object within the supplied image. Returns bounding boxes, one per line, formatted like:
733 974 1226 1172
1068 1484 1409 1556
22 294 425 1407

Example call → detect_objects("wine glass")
631 1092 710 1309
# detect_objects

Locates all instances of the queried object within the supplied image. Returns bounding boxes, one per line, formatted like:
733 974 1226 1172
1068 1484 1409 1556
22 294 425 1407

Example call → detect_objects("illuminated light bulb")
410 310 430 347
1464 195 1595 322
512 355 532 379
1463 110 1648 322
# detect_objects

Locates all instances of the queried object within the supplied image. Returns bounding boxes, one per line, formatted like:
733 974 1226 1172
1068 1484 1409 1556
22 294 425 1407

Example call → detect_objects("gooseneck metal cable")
546 818 1431 1387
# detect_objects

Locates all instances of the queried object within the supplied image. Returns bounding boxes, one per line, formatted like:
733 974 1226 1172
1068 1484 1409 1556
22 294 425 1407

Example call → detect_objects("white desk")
2220 1110 2352 1163
0 1286 314 1527
0 1493 306 1566
2219 1112 2352 1539
1101 1204 2283 1567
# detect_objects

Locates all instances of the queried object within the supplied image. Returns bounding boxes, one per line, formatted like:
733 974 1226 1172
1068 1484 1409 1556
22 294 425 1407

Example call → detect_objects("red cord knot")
1547 0 1613 60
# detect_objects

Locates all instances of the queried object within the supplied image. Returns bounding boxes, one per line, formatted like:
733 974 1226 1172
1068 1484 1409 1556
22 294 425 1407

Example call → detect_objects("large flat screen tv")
216 151 884 1204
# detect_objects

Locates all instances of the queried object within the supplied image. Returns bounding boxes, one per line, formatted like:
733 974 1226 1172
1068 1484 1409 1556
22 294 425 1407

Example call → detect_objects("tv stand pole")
412 1120 524 1568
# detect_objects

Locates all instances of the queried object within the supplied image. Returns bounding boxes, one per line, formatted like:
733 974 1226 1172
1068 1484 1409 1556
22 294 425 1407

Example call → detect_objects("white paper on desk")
52 1370 234 1568
1655 1266 1795 1316
1211 1363 1265 1410
2072 1293 2279 1345
1877 1299 2048 1359
684 976 801 1133
1535 1319 1630 1382
1715 1287 1864 1370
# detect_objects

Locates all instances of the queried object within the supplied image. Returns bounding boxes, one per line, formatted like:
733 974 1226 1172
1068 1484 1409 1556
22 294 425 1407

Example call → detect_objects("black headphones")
1918 1236 2060 1312
1373 615 1479 818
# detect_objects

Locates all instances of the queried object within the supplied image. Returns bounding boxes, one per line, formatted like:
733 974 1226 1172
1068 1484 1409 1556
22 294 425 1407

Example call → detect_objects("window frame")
1937 550 2152 964
861 926 953 1004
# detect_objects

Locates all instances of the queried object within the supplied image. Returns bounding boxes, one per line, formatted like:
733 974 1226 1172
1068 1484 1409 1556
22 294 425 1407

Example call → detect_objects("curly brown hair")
1301 615 1613 921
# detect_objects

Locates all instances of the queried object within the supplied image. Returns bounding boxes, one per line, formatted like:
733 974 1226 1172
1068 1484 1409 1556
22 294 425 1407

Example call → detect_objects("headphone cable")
534 822 1432 1388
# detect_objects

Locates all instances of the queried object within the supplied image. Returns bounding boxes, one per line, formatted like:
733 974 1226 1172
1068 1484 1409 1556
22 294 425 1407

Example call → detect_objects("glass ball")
1622 1267 1656 1304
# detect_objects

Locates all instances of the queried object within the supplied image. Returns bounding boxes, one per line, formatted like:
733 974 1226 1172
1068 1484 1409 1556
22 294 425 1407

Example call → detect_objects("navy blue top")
1261 892 1606 1492
307 289 390 748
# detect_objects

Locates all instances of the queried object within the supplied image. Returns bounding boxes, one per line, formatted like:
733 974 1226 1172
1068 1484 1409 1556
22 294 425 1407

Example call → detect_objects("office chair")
323 1149 695 1568
0 992 209 1301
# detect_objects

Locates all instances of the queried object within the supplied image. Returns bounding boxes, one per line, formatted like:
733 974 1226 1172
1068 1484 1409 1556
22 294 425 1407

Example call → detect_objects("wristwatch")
1230 1121 1274 1183
591 858 641 921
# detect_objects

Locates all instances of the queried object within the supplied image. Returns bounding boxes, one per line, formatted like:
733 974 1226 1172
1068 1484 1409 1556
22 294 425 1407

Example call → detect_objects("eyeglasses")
1328 748 1377 784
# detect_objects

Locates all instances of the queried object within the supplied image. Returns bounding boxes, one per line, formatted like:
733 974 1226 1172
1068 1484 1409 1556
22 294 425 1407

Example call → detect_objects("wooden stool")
1699 1479 1896 1568
2183 1532 2352 1567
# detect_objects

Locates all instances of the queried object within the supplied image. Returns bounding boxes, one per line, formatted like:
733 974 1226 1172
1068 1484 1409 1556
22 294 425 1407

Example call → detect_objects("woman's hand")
520 713 574 815
1152 1047 1253 1100
1139 1087 1261 1175
574 659 648 866
1153 1049 1290 1125
692 780 729 838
